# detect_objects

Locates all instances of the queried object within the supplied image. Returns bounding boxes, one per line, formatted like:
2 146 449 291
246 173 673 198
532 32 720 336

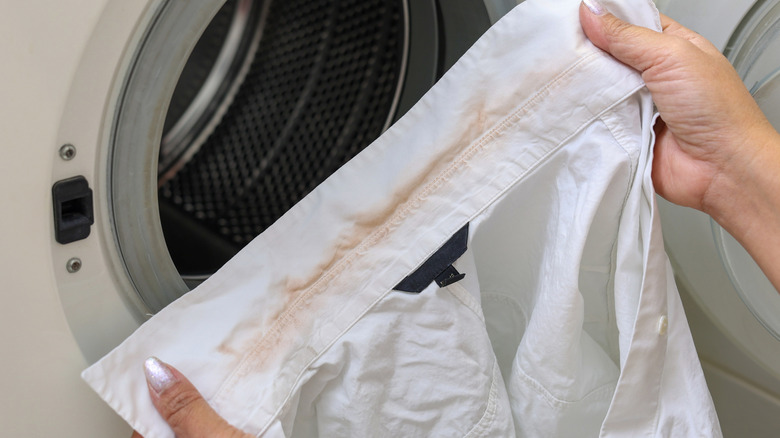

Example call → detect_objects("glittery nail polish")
582 0 606 15
144 357 176 394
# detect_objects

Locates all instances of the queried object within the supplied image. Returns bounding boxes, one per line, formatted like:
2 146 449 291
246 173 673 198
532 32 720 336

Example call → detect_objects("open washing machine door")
658 0 780 435
0 0 510 435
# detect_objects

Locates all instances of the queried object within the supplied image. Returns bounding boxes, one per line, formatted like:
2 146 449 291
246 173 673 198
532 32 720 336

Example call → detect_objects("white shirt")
83 0 722 436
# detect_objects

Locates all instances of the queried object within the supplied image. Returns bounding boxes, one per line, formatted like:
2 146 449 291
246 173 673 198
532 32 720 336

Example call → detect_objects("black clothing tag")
394 223 469 293
434 265 466 288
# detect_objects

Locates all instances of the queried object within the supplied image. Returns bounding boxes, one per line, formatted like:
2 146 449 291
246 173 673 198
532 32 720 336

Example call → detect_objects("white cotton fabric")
83 0 722 436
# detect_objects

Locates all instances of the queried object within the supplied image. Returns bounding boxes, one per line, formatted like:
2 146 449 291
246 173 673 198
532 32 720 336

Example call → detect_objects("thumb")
579 0 668 73
143 357 249 438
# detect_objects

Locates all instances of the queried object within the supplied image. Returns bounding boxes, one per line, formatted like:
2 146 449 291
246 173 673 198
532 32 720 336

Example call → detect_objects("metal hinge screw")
59 144 77 161
66 257 82 273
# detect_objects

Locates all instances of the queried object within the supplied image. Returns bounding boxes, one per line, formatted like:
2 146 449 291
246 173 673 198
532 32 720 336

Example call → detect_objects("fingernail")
583 0 606 15
144 357 176 394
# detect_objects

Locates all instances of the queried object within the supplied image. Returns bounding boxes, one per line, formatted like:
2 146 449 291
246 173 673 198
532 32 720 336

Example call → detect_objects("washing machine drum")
158 0 408 275
106 0 493 314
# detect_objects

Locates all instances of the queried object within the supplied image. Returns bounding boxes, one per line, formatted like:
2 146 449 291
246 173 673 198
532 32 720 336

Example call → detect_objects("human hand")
130 357 251 438
579 0 780 291
580 0 777 212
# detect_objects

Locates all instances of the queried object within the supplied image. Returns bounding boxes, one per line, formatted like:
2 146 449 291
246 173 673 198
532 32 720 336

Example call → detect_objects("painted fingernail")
144 357 176 394
583 0 606 15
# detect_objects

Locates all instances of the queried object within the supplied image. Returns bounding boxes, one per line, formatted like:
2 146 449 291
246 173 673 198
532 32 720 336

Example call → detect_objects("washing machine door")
52 0 498 359
2 0 503 436
659 0 780 379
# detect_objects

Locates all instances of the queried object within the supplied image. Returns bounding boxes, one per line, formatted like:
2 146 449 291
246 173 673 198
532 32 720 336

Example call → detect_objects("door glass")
718 0 780 340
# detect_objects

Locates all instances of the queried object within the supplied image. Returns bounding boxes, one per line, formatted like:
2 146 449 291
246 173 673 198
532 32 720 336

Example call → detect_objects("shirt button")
657 315 668 336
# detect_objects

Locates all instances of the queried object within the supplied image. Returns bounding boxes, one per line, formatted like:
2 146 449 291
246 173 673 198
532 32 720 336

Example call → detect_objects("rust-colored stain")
219 150 471 382
216 287 291 360
476 107 487 134
217 341 238 357
215 56 597 387
224 73 557 378
277 137 472 301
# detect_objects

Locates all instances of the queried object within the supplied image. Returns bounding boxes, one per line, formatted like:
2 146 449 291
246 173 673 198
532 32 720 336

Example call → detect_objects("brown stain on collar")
221 140 472 376
219 83 515 384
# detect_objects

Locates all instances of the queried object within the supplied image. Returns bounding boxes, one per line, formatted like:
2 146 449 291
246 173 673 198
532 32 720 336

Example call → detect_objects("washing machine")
2 0 780 436
0 0 517 436
655 0 780 436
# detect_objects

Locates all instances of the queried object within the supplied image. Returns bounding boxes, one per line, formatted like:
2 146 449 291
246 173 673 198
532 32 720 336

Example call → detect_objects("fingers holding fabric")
578 1 722 89
578 0 768 208
579 0 674 72
579 0 780 292
140 357 252 438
